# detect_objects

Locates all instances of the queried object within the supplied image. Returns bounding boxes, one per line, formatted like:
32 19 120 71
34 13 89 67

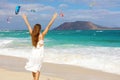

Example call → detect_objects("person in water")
22 13 58 80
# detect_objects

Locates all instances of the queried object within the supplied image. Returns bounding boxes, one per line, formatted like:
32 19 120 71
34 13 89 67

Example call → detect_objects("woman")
22 13 58 80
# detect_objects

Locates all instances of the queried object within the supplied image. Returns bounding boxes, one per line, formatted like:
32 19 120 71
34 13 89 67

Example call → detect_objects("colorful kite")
89 1 96 8
7 16 12 23
31 9 36 12
60 11 64 17
15 6 21 15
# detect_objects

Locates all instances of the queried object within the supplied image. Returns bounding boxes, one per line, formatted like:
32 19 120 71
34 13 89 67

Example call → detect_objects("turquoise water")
0 30 120 75
0 30 120 47
46 30 120 47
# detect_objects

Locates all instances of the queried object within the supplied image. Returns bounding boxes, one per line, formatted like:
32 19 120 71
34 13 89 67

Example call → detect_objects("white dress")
25 40 44 72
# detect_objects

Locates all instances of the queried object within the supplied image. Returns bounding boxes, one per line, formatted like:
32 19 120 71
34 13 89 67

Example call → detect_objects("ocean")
0 30 120 75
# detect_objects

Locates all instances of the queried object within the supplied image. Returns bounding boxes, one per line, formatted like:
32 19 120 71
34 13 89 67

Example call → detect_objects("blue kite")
15 6 21 15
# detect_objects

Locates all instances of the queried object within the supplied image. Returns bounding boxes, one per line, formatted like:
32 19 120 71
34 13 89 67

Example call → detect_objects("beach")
0 55 120 80
1 0 120 79
0 30 120 80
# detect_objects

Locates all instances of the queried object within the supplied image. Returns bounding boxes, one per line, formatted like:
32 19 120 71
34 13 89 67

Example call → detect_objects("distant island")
53 21 120 30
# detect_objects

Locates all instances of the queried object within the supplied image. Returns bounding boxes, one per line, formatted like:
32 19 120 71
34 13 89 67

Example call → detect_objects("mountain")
53 21 120 30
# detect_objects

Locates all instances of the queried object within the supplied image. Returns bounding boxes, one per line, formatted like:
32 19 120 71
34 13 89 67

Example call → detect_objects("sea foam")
0 46 119 75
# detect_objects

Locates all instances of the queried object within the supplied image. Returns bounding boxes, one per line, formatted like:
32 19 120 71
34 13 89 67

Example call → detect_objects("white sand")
0 55 120 80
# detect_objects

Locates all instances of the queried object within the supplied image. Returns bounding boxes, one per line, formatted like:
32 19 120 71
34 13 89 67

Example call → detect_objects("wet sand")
0 55 120 80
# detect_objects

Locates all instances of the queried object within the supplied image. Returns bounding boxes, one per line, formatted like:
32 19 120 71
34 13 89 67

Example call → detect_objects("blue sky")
0 0 120 30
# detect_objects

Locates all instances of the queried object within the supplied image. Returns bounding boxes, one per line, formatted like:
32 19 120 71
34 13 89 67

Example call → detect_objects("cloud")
20 4 55 12
0 2 56 30
59 8 120 27
0 2 55 16
0 2 21 15
63 9 101 20
0 0 120 30
0 1 15 9
62 0 120 9
59 4 68 9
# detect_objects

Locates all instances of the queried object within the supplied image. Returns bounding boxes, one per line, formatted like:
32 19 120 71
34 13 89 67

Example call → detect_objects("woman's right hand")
22 14 27 19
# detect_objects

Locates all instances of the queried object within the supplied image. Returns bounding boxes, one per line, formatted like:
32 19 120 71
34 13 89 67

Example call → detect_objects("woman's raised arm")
42 13 58 37
22 14 32 35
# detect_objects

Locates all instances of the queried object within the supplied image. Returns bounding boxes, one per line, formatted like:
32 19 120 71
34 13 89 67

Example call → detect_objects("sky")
0 0 120 30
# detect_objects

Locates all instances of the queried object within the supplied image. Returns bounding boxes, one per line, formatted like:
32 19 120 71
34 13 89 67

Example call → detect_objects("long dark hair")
31 24 41 47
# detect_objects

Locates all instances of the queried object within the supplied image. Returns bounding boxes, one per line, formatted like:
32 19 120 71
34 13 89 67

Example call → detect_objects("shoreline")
0 55 120 80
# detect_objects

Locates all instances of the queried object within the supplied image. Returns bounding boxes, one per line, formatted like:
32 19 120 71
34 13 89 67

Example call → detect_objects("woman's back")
36 39 44 48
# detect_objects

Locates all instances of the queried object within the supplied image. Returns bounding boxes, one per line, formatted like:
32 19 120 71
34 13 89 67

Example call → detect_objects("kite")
31 9 36 12
7 16 12 23
60 11 64 17
15 6 21 15
89 1 96 8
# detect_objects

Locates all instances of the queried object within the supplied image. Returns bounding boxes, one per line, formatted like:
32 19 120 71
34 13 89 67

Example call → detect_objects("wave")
0 30 11 32
44 47 120 75
0 40 13 47
0 30 120 74
0 46 120 75
96 30 103 32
